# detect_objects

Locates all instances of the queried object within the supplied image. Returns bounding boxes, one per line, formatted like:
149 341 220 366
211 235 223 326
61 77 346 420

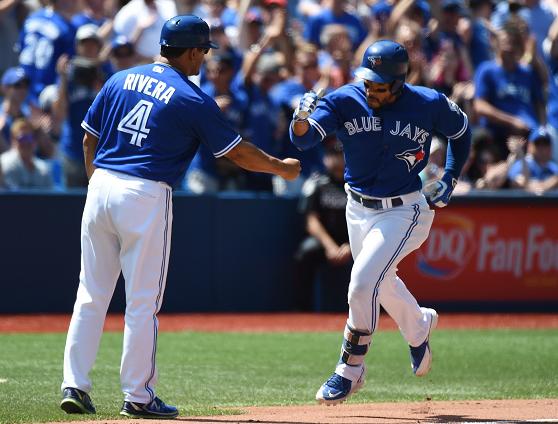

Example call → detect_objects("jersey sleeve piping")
308 118 326 140
447 113 468 139
81 121 100 138
214 134 242 157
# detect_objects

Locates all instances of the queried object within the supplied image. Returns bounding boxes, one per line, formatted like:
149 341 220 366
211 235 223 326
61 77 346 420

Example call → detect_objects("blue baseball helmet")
160 15 219 49
354 40 409 84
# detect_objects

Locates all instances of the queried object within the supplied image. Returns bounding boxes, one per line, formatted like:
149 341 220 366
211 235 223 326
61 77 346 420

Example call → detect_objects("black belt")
349 190 403 210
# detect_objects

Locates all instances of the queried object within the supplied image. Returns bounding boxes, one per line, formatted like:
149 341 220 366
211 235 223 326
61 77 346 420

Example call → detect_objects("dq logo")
416 213 476 280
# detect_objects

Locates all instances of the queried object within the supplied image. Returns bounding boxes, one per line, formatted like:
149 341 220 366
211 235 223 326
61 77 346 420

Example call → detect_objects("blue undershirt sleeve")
445 125 472 178
289 123 324 151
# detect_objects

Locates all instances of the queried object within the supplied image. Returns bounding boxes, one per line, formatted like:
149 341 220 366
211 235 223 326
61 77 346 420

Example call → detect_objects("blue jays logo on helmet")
355 40 409 84
368 56 382 67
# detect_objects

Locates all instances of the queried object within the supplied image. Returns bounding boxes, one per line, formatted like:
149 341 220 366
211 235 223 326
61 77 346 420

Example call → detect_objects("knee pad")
340 324 371 366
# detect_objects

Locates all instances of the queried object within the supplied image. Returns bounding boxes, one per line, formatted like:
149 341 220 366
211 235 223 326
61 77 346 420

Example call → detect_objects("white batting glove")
423 173 458 208
293 88 325 122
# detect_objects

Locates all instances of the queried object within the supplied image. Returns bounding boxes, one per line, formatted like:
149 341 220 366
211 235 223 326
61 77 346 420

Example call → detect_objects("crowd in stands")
1 0 558 195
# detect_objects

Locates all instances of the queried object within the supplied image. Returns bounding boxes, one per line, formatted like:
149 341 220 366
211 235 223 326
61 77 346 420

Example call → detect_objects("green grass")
0 329 557 423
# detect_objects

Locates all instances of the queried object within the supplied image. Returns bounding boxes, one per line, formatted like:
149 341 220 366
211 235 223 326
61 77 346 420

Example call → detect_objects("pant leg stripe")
370 204 420 332
144 188 171 401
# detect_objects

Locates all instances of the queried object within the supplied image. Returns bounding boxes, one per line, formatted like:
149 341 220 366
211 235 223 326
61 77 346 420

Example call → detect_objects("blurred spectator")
474 28 545 155
318 24 354 89
185 53 249 193
508 126 558 193
271 44 325 195
73 24 113 77
491 0 556 56
293 138 350 311
17 0 78 101
237 8 291 192
304 0 367 50
543 15 558 163
0 0 28 76
0 66 30 152
107 35 138 72
72 0 109 27
53 52 104 187
197 0 237 30
394 21 430 86
113 0 176 61
0 117 53 189
427 0 473 87
0 66 54 158
429 37 471 96
237 6 265 51
459 0 496 69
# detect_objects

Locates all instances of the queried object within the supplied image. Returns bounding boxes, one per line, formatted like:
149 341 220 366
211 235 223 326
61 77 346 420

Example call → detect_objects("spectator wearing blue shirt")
18 0 78 101
304 0 367 50
474 28 545 154
271 46 325 195
0 67 31 152
185 53 249 193
542 15 558 164
508 126 558 193
460 0 496 69
54 26 105 187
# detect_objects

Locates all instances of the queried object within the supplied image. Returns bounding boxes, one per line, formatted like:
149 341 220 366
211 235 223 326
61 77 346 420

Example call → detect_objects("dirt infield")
1 312 558 333
6 313 558 423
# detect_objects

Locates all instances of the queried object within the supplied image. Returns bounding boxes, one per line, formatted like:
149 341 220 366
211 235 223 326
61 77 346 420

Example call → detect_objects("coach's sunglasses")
199 48 210 54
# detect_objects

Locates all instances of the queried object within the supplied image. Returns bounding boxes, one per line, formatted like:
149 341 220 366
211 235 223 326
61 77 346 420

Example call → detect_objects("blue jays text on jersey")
290 82 468 198
82 63 241 187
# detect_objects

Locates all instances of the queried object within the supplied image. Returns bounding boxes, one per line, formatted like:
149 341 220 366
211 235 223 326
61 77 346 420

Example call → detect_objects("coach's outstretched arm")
225 140 301 181
83 131 98 180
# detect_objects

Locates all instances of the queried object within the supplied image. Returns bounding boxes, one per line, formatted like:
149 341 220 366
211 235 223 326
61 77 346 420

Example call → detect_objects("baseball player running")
290 40 471 405
60 15 300 419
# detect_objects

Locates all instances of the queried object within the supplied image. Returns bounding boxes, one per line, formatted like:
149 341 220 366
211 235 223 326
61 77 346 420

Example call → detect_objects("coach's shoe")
316 365 366 406
60 387 96 414
120 396 179 419
409 307 439 377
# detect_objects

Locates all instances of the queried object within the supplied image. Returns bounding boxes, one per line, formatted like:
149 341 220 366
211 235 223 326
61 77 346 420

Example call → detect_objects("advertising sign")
399 205 558 301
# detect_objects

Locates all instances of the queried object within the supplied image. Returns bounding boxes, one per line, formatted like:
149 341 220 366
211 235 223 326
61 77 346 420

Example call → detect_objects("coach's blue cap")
529 126 552 144
1 67 29 86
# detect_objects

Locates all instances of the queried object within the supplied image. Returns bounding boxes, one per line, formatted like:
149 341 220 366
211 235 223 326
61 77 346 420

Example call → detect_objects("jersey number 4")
117 100 153 147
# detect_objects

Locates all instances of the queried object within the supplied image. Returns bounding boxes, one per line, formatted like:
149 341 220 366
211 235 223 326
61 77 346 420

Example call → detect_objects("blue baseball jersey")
82 63 241 186
290 83 468 197
474 61 543 132
18 9 76 99
61 82 99 161
508 155 558 181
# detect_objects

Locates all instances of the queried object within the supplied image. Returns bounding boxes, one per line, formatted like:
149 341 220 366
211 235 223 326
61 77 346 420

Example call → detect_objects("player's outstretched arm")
225 140 301 181
291 88 325 137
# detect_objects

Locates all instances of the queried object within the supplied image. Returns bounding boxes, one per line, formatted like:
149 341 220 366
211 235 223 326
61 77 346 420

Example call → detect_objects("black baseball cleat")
120 396 179 419
60 387 96 414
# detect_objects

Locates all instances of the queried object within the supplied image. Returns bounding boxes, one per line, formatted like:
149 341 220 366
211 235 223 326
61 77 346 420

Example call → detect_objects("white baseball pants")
336 190 435 381
62 168 173 403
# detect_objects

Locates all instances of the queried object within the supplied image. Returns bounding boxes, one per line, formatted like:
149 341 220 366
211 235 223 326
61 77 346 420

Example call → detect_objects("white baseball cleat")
316 365 366 406
409 307 438 377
